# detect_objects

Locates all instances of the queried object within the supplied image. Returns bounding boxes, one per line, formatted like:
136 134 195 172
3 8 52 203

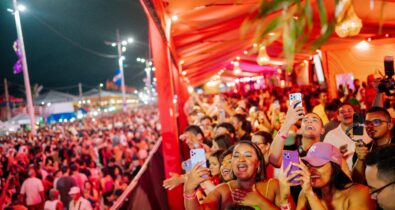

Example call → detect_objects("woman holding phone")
278 142 375 210
184 141 285 210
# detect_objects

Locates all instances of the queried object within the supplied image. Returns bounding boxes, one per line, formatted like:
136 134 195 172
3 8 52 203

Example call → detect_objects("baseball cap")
302 142 342 167
68 187 80 195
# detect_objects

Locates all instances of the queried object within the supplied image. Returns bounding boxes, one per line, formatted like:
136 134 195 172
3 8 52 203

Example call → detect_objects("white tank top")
44 200 59 210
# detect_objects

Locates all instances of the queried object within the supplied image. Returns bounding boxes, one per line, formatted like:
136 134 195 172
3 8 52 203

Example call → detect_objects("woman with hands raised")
278 142 375 210
183 141 284 210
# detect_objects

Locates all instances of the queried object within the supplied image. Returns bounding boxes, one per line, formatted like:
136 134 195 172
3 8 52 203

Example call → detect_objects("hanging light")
233 61 241 75
335 0 362 38
257 45 270 65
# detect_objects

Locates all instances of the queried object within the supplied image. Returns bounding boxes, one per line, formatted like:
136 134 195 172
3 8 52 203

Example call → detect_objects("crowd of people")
163 75 395 210
0 106 161 210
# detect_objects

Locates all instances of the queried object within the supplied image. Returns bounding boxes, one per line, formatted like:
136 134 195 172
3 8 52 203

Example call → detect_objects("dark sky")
0 0 148 97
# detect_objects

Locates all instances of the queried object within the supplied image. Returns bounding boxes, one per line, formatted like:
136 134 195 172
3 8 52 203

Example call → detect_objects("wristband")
183 191 196 200
280 203 291 210
278 133 287 141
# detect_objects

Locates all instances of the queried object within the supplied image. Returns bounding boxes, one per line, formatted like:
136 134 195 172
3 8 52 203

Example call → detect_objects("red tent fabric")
140 1 395 209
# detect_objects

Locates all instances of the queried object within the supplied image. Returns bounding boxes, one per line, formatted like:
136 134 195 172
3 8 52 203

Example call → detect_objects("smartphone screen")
283 150 300 183
353 113 364 136
289 93 303 108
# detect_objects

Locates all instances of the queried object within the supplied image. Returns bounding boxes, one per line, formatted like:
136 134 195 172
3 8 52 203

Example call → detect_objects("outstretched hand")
163 172 184 190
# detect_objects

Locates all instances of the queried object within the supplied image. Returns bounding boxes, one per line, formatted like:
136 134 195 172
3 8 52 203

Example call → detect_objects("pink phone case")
283 150 301 183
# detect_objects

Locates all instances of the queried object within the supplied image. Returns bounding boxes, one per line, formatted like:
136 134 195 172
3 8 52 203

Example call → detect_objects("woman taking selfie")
184 141 283 210
279 142 375 210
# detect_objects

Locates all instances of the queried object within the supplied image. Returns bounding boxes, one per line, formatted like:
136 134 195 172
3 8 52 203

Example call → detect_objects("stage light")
17 5 26 12
171 15 179 22
355 40 370 51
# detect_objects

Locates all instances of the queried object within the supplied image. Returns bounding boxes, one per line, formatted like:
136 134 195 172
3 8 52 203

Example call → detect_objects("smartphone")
289 93 303 108
182 159 192 172
190 149 208 177
353 113 364 136
190 149 207 168
283 150 300 184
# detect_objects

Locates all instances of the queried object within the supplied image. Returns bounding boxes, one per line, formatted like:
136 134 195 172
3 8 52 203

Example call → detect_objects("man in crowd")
313 91 329 125
231 114 252 141
365 144 395 210
323 101 340 137
56 166 77 210
323 102 371 170
353 107 395 183
214 122 236 140
199 116 214 146
163 125 210 190
68 187 92 210
20 167 45 210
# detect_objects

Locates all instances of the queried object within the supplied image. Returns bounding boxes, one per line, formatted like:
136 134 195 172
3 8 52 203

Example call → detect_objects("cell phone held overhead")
289 93 303 108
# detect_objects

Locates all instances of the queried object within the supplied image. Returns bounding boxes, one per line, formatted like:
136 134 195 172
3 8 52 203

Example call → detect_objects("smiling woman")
183 141 284 210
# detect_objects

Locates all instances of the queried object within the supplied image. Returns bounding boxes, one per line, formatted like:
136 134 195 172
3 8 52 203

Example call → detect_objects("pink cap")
302 142 342 167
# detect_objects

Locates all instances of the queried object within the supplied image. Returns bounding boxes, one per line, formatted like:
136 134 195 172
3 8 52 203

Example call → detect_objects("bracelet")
280 203 291 210
183 191 196 200
278 133 287 141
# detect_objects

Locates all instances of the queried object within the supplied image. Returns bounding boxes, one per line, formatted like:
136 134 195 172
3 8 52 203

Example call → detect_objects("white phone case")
289 93 303 107
190 148 207 168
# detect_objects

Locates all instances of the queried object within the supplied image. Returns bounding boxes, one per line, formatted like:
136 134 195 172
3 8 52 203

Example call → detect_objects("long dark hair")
313 162 352 198
234 141 266 182
214 134 235 150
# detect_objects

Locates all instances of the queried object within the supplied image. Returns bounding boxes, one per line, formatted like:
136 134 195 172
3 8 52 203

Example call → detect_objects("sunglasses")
370 180 395 199
364 119 389 127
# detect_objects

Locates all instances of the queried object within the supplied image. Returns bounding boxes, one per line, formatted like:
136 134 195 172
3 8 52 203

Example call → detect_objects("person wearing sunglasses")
353 107 395 184
365 144 395 210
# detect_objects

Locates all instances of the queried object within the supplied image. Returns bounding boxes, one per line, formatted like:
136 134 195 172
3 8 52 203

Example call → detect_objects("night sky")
0 0 148 97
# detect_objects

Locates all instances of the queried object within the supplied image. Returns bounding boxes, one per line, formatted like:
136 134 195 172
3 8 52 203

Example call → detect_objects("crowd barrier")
110 138 169 210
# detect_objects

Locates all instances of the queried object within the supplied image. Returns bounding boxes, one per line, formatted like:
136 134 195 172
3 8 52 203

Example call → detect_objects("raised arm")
269 101 304 168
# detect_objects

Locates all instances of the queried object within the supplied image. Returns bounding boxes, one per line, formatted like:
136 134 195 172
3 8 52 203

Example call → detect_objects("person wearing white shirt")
324 103 371 170
68 187 92 210
20 168 45 210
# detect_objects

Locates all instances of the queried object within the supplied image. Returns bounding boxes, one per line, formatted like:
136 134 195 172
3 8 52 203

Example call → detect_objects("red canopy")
144 0 395 87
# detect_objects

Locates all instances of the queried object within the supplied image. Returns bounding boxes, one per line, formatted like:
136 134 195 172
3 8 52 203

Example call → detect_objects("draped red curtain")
141 1 184 209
